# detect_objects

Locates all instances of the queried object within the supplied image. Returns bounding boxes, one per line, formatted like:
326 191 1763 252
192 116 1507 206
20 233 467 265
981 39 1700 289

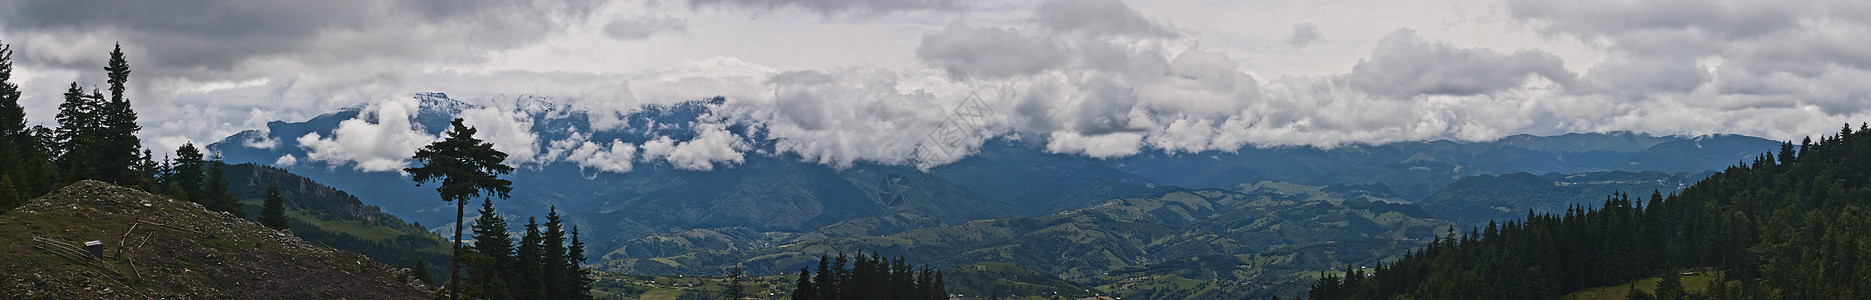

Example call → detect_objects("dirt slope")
0 180 434 299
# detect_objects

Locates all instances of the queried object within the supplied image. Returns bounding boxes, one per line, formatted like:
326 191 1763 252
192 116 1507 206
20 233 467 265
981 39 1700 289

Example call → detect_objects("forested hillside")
1420 171 1711 226
1309 126 1871 299
219 163 451 282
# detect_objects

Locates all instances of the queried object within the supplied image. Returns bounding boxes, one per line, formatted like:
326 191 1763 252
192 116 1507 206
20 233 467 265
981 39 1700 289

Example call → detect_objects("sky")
4 0 1871 172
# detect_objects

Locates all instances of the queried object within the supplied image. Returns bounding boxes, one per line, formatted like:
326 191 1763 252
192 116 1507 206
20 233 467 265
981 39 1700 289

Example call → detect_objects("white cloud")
752 69 954 168
639 123 749 171
1348 28 1578 97
275 154 298 167
1046 131 1143 158
12 0 1871 173
567 139 639 174
295 95 438 172
459 106 544 166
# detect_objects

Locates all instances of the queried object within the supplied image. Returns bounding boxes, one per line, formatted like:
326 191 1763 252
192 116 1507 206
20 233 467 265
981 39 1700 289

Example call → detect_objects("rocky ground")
0 180 434 299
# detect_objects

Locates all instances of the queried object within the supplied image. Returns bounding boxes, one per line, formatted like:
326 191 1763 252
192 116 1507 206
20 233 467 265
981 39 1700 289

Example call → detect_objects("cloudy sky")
4 0 1870 171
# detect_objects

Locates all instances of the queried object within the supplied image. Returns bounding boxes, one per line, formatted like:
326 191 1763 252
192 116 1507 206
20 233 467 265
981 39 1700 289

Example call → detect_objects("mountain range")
202 93 1784 298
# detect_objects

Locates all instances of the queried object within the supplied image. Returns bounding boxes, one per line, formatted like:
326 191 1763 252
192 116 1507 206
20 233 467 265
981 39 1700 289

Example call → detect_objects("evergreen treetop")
259 180 289 230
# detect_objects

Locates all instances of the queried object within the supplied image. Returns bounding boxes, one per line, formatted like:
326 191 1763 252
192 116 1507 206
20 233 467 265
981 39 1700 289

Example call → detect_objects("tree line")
1307 125 1871 299
0 40 596 298
456 199 594 299
790 252 948 300
0 40 267 225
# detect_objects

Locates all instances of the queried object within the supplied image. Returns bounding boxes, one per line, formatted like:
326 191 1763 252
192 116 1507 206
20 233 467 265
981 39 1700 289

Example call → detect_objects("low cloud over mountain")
3 0 1868 169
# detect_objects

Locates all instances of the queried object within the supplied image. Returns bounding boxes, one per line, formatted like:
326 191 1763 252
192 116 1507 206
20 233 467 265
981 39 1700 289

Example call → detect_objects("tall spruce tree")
916 268 937 300
414 260 437 285
815 255 837 300
467 198 513 299
0 40 40 209
406 118 513 300
171 143 204 203
541 207 569 299
258 180 288 230
930 271 946 300
565 227 592 300
0 41 21 139
511 217 546 299
96 44 141 185
54 82 100 182
727 265 746 300
0 175 16 209
793 268 816 300
201 160 241 217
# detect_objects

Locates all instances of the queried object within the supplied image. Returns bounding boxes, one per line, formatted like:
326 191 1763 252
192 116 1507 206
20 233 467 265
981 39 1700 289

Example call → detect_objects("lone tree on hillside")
259 180 288 230
406 118 513 300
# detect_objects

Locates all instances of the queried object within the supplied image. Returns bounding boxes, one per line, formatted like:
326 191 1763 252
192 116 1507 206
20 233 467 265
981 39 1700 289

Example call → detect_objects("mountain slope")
219 163 451 281
197 93 1783 300
1419 170 1712 226
0 180 432 299
1308 126 1871 299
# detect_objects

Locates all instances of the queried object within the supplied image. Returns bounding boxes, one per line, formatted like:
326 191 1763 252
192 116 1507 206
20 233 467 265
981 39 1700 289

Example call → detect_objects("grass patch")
1563 268 1719 300
285 210 404 241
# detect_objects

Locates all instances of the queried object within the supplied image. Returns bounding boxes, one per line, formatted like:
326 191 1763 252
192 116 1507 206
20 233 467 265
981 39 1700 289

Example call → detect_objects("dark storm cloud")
685 0 968 18
0 0 598 79
1348 29 1577 97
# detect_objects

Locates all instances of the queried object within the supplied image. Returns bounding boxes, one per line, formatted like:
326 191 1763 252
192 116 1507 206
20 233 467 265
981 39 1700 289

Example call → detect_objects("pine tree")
833 253 852 300
0 40 58 209
128 149 158 191
1655 268 1684 300
726 265 745 300
171 143 204 203
793 268 815 300
815 255 838 300
0 175 17 210
21 126 57 196
0 41 22 138
468 198 513 299
414 259 437 285
1624 285 1653 300
54 82 100 183
258 180 289 230
541 207 569 299
511 217 546 299
930 271 946 300
847 252 868 300
565 227 593 300
95 44 141 185
0 40 38 208
202 160 241 217
406 118 513 300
